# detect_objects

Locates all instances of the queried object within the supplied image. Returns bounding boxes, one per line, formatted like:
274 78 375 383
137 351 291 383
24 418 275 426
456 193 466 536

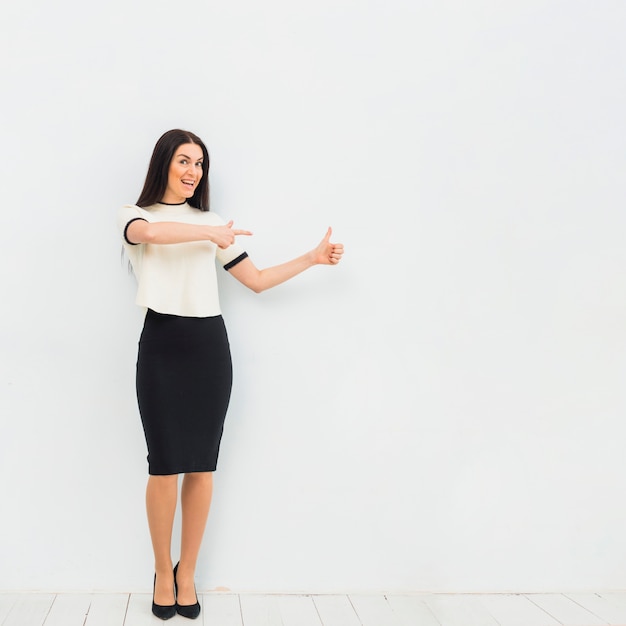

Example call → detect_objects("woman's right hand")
209 221 253 249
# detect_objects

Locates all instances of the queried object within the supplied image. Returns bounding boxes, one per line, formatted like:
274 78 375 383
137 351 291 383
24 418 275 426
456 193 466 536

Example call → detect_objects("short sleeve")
222 251 249 270
117 205 149 245
216 241 248 269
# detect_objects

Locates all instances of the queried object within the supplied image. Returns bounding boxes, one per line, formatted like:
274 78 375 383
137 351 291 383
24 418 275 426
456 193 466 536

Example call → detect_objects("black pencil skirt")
136 308 233 475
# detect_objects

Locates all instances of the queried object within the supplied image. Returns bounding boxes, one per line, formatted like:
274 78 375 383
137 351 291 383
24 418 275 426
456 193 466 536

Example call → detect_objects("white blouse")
118 202 248 317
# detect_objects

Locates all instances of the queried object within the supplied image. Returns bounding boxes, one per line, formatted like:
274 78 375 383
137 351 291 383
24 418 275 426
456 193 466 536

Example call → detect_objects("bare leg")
146 474 178 605
177 471 213 604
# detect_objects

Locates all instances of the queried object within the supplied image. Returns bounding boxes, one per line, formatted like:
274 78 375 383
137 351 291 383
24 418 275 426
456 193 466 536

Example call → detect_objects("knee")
184 471 213 486
148 474 178 488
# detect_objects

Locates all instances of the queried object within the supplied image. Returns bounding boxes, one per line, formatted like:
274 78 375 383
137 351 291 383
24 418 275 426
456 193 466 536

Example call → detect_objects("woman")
118 129 344 620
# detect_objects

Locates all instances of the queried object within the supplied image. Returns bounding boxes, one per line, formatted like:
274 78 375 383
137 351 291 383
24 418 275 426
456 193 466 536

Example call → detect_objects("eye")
180 159 188 165
196 162 203 168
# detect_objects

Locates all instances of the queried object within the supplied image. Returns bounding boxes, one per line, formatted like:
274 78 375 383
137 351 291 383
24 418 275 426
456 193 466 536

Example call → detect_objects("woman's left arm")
227 227 344 293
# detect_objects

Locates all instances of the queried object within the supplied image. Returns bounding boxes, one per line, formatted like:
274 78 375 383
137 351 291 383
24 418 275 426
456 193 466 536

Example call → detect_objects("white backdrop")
1 0 625 593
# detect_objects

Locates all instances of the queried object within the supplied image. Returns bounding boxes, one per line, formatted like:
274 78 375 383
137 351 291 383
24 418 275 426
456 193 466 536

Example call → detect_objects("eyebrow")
176 153 203 161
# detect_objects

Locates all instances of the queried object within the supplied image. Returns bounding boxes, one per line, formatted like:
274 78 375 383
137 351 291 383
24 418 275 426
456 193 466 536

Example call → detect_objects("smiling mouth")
182 180 195 188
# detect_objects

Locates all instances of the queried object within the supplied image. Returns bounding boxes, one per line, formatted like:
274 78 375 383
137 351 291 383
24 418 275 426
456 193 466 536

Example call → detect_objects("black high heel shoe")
152 572 176 620
173 562 201 619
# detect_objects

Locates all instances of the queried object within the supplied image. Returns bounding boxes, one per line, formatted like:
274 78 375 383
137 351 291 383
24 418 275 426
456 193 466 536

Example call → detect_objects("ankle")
175 561 196 579
156 561 174 575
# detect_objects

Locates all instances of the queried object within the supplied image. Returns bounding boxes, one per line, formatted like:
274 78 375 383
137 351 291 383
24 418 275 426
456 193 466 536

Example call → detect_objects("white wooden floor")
2 592 626 626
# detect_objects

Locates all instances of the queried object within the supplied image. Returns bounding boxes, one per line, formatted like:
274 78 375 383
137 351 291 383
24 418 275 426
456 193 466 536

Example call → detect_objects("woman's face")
161 143 204 203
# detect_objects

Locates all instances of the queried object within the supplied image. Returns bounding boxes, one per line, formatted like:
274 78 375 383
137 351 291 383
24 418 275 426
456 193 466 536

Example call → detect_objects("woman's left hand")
313 227 344 265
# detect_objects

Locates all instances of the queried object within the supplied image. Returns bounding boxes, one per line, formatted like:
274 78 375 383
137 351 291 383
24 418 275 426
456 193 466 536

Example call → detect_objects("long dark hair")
136 129 210 211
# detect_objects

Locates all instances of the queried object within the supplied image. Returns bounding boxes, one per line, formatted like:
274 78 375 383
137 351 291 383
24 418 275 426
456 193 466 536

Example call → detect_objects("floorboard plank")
84 594 129 626
598 593 626 611
239 595 283 626
525 594 609 626
202 594 243 626
2 594 56 626
477 594 561 626
277 595 322 626
0 595 20 624
44 594 92 626
567 593 626 624
386 595 441 626
349 595 401 626
422 594 499 626
124 593 172 626
313 595 362 626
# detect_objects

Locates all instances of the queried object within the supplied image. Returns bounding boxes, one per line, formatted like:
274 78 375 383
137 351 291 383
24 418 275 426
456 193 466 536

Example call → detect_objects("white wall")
1 0 625 593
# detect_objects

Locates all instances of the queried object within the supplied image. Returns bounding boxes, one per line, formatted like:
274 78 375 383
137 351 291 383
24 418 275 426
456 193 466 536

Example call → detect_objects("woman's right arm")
126 219 252 249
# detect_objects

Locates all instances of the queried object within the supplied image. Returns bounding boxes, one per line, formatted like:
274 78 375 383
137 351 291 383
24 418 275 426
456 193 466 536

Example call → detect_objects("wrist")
205 225 217 243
